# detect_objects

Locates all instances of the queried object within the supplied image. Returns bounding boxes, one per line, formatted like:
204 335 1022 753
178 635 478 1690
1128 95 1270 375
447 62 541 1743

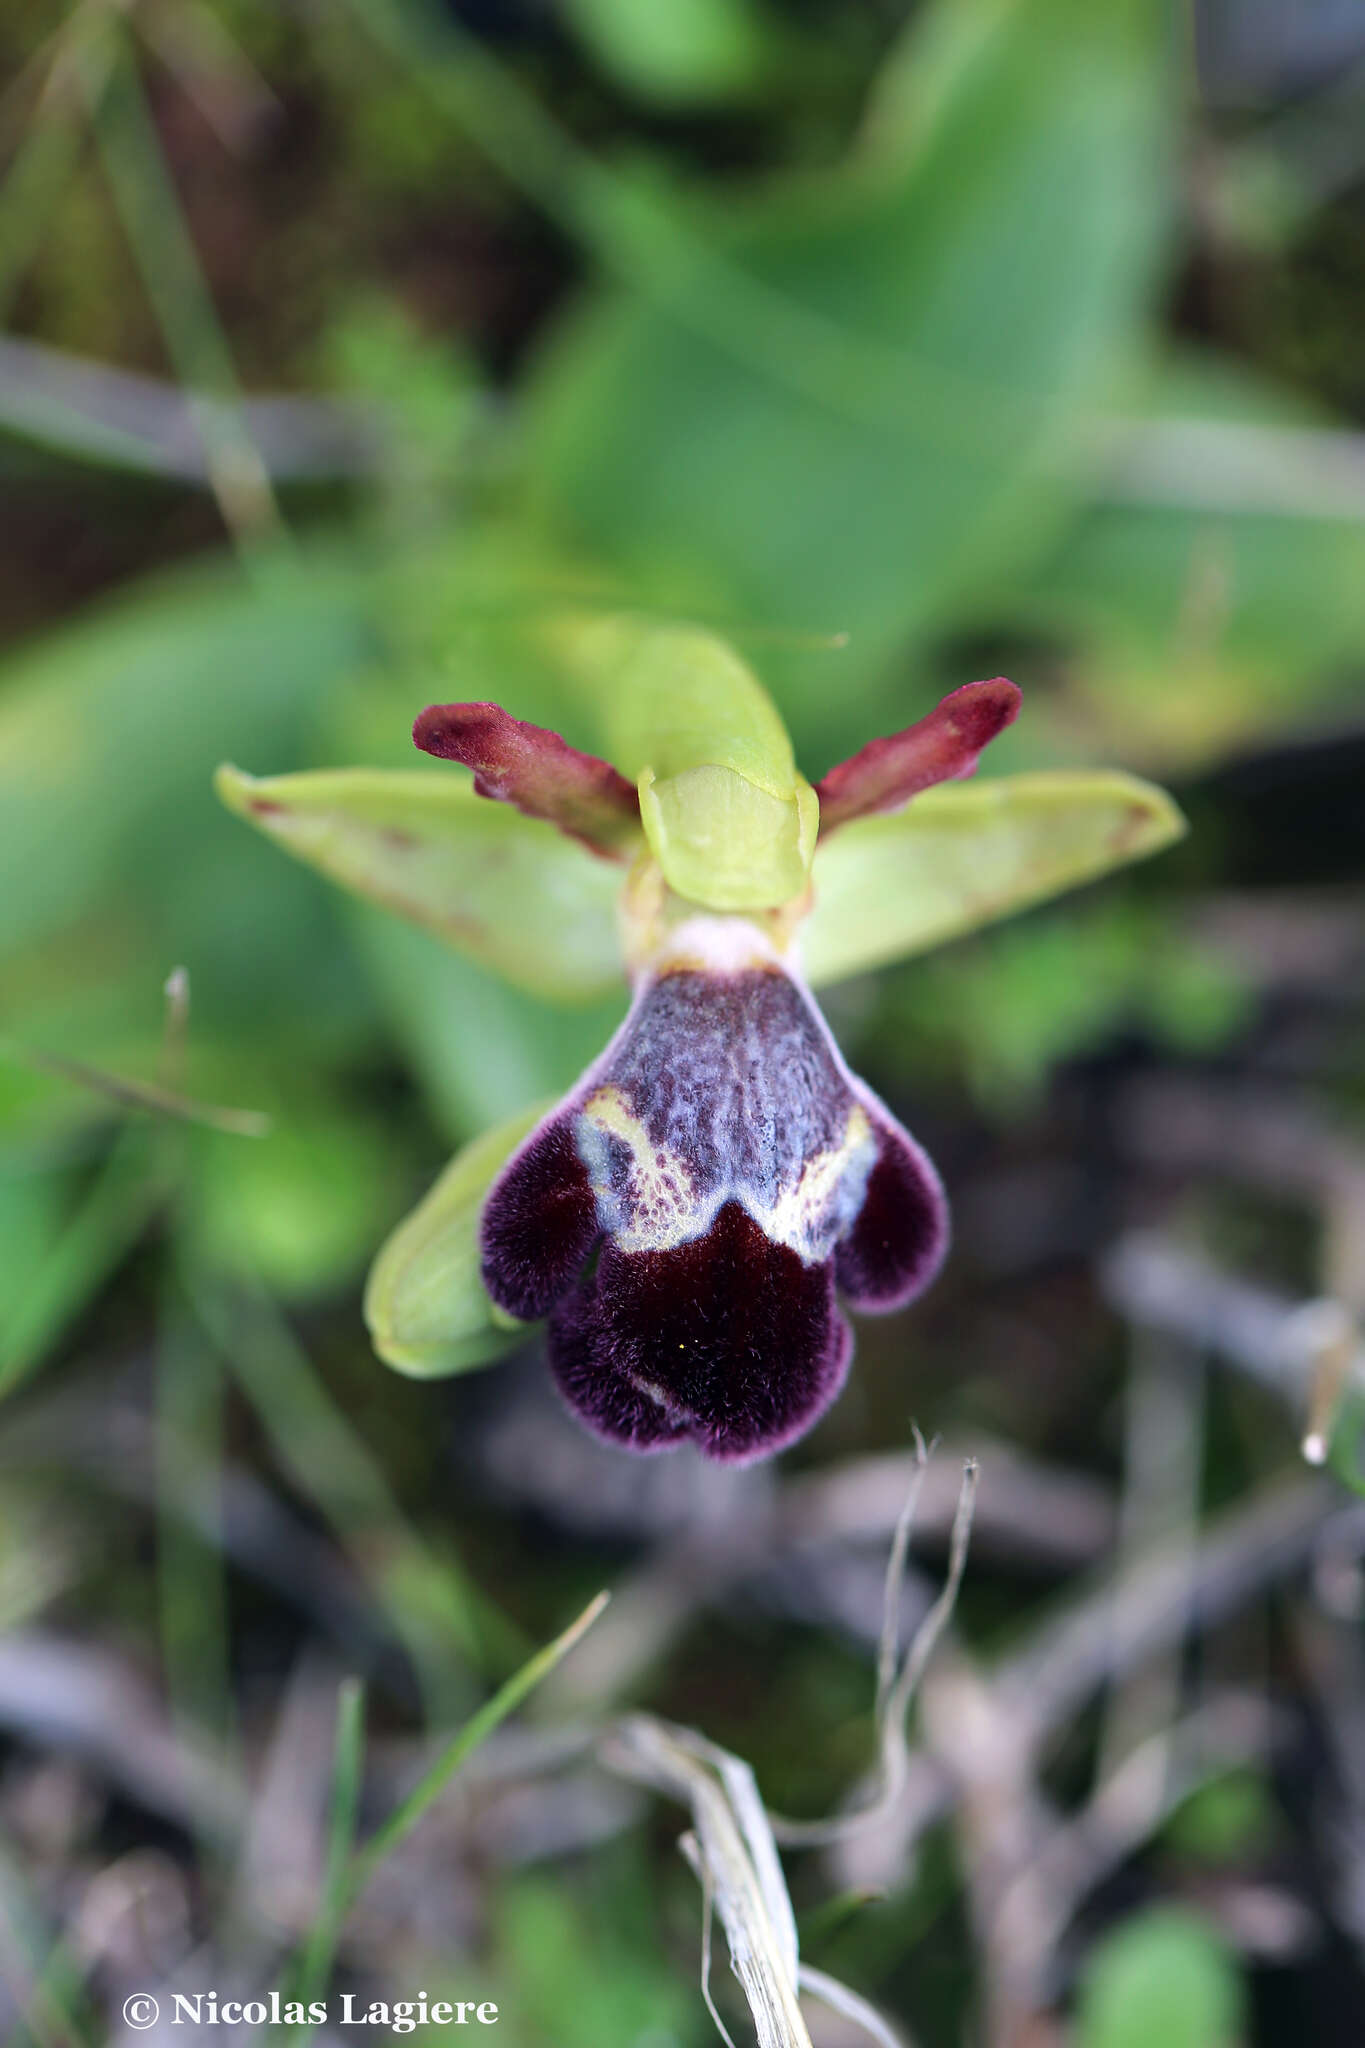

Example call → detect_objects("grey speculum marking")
573 968 875 1263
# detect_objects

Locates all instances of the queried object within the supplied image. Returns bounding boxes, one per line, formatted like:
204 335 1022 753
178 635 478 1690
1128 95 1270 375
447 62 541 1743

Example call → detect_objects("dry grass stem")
772 1459 978 1848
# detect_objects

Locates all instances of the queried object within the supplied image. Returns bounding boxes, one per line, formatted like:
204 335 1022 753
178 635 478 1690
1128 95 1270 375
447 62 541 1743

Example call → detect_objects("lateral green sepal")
215 764 626 1005
364 1101 555 1379
801 770 1186 986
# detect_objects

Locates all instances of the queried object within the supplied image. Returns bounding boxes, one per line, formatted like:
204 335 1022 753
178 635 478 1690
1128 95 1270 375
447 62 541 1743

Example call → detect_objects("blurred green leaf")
216 764 627 1004
0 557 380 1079
563 0 772 107
526 0 1173 760
1005 357 1365 766
1077 1906 1244 2048
187 1106 403 1302
364 1101 551 1379
876 901 1248 1111
0 560 361 954
491 1868 701 2048
1163 1768 1277 1867
801 770 1185 987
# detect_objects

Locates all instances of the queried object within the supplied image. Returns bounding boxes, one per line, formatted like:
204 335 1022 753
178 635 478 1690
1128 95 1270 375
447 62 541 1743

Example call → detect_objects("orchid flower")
218 614 1182 1463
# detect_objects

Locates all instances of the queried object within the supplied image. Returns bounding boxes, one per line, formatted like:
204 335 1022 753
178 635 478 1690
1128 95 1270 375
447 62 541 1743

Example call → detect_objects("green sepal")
541 614 818 910
215 765 626 1005
364 1100 554 1379
801 770 1185 987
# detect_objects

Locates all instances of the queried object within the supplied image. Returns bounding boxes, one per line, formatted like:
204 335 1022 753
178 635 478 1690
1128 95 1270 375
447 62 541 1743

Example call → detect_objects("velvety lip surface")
480 963 948 1463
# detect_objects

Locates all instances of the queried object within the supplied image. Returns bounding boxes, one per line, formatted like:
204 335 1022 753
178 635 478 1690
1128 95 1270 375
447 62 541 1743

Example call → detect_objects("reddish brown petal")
814 678 1022 836
413 702 640 859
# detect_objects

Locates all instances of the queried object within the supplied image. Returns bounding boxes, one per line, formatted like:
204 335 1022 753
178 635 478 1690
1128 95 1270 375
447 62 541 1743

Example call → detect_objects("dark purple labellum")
480 945 947 1464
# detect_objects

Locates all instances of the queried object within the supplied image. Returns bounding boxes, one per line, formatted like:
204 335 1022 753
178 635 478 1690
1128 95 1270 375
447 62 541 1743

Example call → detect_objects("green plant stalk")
795 1888 887 1953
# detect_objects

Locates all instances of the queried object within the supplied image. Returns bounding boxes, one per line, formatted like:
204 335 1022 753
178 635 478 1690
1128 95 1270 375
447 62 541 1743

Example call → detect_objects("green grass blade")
279 1593 605 2041
0 1126 168 1400
155 1293 242 1881
0 82 92 332
84 26 279 546
0 1829 98 2048
287 1676 367 2037
350 1589 609 1896
0 1039 270 1137
183 1268 524 1708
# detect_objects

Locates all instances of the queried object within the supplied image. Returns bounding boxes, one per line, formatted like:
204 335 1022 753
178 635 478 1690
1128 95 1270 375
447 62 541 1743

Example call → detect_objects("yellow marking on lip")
763 1102 874 1258
579 1089 875 1264
650 953 783 978
579 1084 700 1253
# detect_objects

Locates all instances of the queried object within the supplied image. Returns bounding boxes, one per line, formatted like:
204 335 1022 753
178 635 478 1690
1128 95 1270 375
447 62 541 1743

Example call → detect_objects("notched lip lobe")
478 929 949 1462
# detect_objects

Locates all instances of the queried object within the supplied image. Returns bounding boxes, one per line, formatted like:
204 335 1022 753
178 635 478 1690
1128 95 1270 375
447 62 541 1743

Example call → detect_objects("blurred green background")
1 1 1364 2043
